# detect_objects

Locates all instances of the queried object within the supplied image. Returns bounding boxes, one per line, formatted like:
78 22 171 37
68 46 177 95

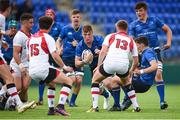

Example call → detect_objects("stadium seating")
73 0 180 60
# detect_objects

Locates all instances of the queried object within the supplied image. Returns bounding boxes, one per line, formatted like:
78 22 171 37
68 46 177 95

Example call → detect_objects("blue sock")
70 93 77 104
156 81 165 103
101 88 109 98
111 87 120 107
38 81 45 101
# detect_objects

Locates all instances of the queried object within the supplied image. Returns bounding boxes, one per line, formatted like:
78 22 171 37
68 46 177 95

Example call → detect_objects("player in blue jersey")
76 24 112 109
121 36 158 110
1 20 18 65
37 8 64 105
129 2 172 109
56 9 83 107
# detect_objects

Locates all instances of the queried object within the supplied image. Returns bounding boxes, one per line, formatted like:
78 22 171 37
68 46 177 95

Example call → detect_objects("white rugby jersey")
102 31 138 64
10 30 31 67
0 13 6 54
27 30 56 74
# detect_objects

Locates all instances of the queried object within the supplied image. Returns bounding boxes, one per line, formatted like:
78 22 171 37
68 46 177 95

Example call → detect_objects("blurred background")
7 0 180 84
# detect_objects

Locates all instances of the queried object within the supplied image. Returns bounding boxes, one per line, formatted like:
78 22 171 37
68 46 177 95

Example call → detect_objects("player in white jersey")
0 0 35 113
87 20 141 112
10 13 34 102
27 16 73 116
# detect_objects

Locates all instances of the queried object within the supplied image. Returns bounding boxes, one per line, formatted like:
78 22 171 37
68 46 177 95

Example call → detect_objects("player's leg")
154 49 168 110
99 78 111 110
120 73 140 112
47 68 73 116
69 73 83 107
87 65 111 112
0 63 34 113
37 80 45 105
121 75 151 111
20 71 31 102
108 75 121 111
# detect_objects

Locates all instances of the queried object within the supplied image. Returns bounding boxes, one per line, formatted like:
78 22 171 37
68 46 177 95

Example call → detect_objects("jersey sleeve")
59 26 66 40
144 50 157 62
97 35 104 49
76 41 83 57
102 34 112 46
13 33 23 47
130 39 138 56
128 22 135 37
45 34 56 54
155 17 164 28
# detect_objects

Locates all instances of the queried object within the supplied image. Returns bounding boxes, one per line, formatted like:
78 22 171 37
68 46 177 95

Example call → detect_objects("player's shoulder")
43 33 55 42
14 31 26 39
55 22 64 28
130 19 139 26
144 48 156 55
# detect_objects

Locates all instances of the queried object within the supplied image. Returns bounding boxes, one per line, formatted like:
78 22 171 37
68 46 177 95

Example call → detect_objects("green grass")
0 85 180 119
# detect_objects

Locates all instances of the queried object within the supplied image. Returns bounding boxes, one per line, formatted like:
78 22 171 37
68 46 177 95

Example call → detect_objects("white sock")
7 84 23 106
47 88 55 108
91 87 100 108
0 86 7 96
58 86 71 105
127 90 139 109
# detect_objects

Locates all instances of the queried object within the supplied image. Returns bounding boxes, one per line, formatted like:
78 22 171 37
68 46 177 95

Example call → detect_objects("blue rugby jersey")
129 17 164 48
76 35 103 69
59 24 83 59
139 48 157 85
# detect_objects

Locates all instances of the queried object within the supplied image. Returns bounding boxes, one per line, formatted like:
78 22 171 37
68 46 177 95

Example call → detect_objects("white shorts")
103 61 129 75
29 66 60 83
10 62 29 77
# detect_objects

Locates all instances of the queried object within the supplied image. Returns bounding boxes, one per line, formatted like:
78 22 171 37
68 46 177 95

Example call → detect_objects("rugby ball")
81 49 93 64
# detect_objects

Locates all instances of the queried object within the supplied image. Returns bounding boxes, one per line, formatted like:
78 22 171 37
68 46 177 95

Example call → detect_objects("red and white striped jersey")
27 30 56 74
102 31 138 64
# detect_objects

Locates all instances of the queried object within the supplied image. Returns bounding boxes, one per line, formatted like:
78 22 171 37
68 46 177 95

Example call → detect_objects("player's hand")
19 63 26 73
72 40 78 47
163 43 171 50
94 48 100 54
133 69 141 75
63 65 74 72
84 52 93 64
2 41 9 50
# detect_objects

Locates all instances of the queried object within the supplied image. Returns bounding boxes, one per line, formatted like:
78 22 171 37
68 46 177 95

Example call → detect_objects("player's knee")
155 70 163 81
65 77 73 86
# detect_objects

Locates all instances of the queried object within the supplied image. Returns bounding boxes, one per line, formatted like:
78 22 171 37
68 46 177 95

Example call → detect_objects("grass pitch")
0 85 179 119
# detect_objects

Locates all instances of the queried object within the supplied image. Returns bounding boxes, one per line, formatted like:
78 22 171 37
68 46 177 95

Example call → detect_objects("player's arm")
98 45 108 66
162 24 172 50
13 46 22 65
56 37 63 55
135 60 158 75
75 56 84 68
129 39 139 73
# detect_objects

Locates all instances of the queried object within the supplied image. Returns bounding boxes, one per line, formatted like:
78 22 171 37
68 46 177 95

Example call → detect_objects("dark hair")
135 2 148 10
20 13 34 22
0 0 10 12
39 16 53 30
71 9 81 16
83 24 93 33
116 20 128 31
135 36 149 46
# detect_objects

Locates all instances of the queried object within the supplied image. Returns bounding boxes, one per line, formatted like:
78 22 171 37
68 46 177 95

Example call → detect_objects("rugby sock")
38 81 45 101
111 86 121 107
101 88 109 98
47 87 55 108
91 83 100 108
58 84 71 106
6 83 23 106
156 81 165 103
70 93 77 105
124 84 139 109
0 86 7 96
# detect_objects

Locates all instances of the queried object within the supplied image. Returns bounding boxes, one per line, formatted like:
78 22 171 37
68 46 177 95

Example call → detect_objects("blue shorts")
132 75 151 93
